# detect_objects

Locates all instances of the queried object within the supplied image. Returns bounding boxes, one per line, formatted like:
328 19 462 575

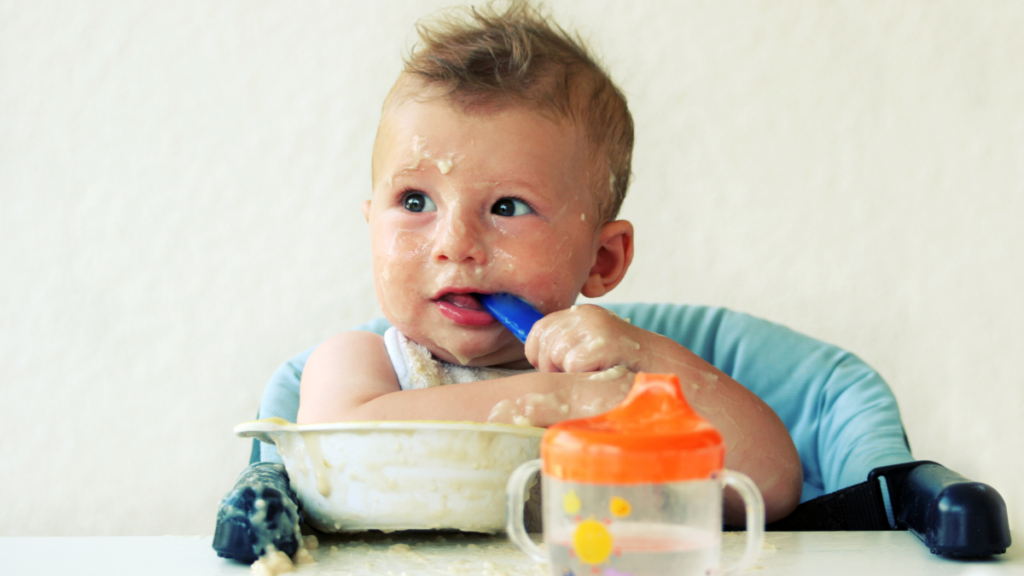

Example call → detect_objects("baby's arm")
296 331 401 424
525 305 803 524
297 331 631 425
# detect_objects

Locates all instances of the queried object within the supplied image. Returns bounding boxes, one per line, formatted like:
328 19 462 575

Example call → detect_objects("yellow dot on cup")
563 490 582 515
609 496 632 518
572 518 613 565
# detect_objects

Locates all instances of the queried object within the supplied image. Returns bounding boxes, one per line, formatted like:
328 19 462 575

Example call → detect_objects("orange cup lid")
541 372 724 484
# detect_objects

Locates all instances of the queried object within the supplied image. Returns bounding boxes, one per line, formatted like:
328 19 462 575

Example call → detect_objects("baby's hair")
397 0 633 223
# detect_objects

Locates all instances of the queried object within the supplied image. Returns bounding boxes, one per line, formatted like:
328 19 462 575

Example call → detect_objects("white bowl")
235 418 544 534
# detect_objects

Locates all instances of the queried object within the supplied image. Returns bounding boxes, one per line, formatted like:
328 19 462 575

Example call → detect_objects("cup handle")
718 469 765 575
505 458 546 563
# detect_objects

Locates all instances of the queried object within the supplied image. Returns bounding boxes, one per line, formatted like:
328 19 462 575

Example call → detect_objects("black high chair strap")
765 479 891 531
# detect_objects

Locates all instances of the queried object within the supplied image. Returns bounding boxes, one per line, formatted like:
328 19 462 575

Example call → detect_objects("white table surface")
3 531 1021 576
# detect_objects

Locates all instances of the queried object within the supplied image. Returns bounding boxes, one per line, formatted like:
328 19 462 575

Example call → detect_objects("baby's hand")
524 304 647 373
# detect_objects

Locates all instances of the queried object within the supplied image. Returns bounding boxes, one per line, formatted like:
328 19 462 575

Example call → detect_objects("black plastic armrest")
870 461 1011 557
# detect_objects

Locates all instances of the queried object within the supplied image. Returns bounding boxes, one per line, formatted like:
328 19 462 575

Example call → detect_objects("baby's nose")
433 211 487 264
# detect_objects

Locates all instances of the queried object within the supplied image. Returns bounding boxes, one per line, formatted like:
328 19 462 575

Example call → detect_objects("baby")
297 1 802 523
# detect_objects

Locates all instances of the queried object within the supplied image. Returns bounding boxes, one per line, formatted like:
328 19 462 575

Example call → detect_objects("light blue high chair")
213 303 1010 563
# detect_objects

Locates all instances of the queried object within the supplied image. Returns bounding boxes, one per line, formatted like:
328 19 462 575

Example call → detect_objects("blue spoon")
477 293 544 343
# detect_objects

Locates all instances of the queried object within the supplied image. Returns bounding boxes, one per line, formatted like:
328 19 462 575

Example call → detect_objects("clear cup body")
507 462 763 576
540 474 723 576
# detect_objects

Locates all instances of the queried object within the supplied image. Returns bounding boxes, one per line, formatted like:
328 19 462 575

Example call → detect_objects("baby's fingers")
525 311 575 372
529 315 616 374
523 315 545 369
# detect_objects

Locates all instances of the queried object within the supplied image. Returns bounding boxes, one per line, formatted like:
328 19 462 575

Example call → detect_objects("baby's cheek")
491 247 518 275
374 229 430 322
384 228 431 262
502 247 587 312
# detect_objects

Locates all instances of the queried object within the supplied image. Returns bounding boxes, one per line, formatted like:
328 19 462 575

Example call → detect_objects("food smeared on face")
366 92 605 367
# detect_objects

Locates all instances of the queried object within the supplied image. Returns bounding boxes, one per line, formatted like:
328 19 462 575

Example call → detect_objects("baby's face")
366 95 603 367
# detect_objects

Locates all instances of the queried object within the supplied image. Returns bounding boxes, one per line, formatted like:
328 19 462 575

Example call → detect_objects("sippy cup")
506 372 764 576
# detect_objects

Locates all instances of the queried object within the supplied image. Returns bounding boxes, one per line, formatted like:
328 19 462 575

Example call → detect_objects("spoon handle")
478 293 544 343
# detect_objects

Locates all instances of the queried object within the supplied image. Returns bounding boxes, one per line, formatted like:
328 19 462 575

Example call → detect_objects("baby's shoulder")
304 330 393 382
318 329 386 349
297 330 400 423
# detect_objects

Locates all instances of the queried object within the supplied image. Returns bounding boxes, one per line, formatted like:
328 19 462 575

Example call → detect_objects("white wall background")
2 0 1021 538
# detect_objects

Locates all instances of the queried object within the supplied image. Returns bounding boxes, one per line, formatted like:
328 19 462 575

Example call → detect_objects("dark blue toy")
212 462 301 563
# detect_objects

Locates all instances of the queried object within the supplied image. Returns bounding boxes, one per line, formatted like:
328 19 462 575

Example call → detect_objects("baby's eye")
491 197 533 217
402 191 437 213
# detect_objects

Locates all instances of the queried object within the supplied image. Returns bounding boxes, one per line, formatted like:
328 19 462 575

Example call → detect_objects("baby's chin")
384 311 529 367
415 332 527 368
432 342 526 368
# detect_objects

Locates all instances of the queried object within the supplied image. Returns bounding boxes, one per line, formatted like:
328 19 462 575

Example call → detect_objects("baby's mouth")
434 292 497 327
438 292 486 311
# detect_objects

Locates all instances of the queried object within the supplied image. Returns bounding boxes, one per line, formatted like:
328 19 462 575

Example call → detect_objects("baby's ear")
361 200 371 223
581 220 634 298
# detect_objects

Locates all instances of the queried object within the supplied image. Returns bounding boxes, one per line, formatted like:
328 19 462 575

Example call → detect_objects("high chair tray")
7 531 1024 575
